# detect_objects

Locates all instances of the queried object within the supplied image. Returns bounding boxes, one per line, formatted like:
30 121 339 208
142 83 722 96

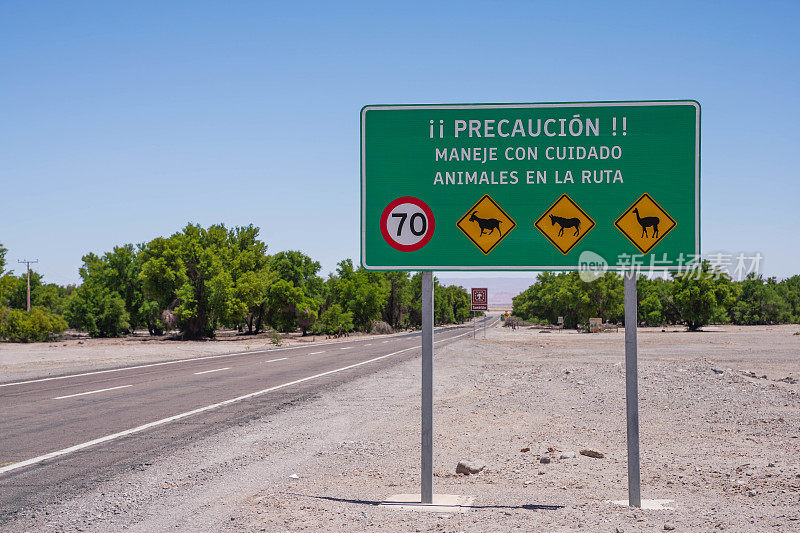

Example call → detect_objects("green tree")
777 275 800 322
584 272 624 325
637 276 674 326
265 279 306 332
138 224 262 339
6 270 43 310
226 225 272 333
232 269 272 333
671 261 722 331
449 285 472 324
262 250 323 333
433 280 456 325
383 271 412 329
314 303 353 336
270 250 323 299
65 283 130 337
512 272 589 328
326 259 388 332
1 269 74 316
732 274 791 325
33 283 75 316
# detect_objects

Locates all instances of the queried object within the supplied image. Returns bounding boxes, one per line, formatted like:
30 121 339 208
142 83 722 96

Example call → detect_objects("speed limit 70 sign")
380 197 435 252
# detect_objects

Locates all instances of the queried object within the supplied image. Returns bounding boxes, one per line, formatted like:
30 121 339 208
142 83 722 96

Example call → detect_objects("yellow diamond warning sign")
456 194 516 254
615 193 677 254
534 194 595 255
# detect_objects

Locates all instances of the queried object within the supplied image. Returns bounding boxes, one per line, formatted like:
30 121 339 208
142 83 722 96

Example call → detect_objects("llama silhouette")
549 214 581 237
633 207 660 238
469 211 503 236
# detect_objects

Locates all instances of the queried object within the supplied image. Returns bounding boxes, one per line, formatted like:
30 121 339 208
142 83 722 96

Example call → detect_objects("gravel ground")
5 324 800 532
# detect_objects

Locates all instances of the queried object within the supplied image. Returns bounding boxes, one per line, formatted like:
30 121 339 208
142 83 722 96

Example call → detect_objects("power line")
17 259 38 312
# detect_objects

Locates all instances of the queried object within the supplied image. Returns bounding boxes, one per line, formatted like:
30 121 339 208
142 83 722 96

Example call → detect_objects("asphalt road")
0 316 497 521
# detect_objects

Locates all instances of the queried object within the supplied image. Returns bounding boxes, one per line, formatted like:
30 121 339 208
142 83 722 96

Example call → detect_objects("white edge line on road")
193 367 230 375
0 330 437 389
0 327 475 476
264 358 287 363
53 384 133 400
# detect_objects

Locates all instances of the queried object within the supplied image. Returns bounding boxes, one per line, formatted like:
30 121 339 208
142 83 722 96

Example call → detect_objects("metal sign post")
421 271 434 504
624 272 641 507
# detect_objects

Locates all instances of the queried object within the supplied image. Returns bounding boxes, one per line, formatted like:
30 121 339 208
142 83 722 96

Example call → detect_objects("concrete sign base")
609 499 675 510
380 494 475 513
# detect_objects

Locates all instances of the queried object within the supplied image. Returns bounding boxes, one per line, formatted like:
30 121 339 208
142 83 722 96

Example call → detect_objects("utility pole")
17 259 38 312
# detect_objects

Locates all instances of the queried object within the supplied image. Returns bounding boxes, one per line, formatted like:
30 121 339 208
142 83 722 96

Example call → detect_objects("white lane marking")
193 367 230 375
0 327 473 477
309 351 325 355
0 332 422 389
382 341 389 344
364 344 372 346
53 384 133 400
339 347 351 350
264 358 287 363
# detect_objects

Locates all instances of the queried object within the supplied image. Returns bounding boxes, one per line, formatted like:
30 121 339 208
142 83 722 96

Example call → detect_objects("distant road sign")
361 101 699 270
471 288 488 311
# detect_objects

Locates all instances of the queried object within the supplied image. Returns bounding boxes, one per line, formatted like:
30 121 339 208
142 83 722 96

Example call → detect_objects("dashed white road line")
263 358 287 363
364 344 372 346
309 351 325 355
382 341 389 344
53 385 133 400
0 327 475 477
0 332 423 389
193 367 230 375
339 347 351 350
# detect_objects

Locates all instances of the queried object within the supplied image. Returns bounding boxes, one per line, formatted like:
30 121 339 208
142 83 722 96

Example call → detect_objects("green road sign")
361 101 700 271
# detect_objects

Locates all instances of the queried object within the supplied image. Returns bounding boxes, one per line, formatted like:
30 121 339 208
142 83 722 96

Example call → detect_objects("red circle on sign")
380 196 435 252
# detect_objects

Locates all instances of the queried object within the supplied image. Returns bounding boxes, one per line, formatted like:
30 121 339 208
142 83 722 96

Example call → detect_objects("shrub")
314 304 354 336
65 284 130 338
0 306 67 343
370 320 392 335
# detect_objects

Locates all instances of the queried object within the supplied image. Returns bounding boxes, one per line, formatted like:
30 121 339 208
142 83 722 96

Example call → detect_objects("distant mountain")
437 277 535 306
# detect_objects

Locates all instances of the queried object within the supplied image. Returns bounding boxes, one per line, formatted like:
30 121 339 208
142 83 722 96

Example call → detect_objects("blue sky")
1 1 798 284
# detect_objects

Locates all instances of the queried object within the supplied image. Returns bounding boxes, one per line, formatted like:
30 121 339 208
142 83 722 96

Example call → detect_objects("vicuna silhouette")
469 211 502 236
633 208 659 238
549 214 581 237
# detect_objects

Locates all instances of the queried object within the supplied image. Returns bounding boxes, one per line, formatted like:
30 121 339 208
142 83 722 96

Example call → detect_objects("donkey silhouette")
633 207 659 238
549 214 581 237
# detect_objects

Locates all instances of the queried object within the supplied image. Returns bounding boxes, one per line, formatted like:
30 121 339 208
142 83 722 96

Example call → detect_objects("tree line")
0 224 476 342
512 263 800 331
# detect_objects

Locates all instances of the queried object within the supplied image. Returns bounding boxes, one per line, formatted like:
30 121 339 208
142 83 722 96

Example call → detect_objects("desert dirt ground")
4 323 800 532
0 328 387 384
